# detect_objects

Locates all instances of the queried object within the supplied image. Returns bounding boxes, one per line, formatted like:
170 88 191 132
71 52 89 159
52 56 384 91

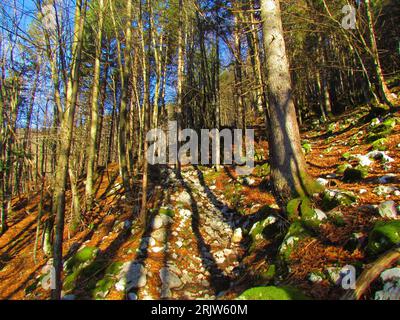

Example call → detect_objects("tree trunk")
51 0 86 300
85 0 104 211
364 0 393 106
261 0 322 204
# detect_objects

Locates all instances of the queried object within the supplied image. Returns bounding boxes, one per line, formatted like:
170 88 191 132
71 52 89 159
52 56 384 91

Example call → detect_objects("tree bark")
261 0 322 204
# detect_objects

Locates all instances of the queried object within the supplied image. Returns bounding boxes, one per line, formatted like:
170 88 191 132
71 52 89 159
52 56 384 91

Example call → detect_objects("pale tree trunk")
110 0 132 197
261 0 322 204
139 0 153 223
85 0 105 211
233 12 245 131
51 0 86 300
175 0 185 178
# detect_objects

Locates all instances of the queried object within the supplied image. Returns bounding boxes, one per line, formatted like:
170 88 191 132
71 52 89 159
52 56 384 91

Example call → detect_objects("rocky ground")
1 107 400 300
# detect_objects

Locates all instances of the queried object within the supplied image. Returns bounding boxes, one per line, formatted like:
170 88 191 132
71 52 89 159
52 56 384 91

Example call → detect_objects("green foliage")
302 143 312 155
367 221 400 255
371 138 388 151
337 163 352 174
322 190 357 211
343 166 369 182
237 286 310 300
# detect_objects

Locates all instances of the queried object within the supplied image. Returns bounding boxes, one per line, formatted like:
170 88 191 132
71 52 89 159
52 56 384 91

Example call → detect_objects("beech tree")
261 0 322 203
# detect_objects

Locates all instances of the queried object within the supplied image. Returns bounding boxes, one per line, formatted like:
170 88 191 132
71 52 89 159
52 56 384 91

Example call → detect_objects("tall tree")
85 0 106 212
261 0 321 203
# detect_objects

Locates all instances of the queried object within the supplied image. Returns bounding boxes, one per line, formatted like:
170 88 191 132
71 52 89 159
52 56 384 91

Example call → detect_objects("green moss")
279 221 312 262
302 143 312 155
286 198 302 222
63 270 80 292
65 247 99 272
259 265 276 282
105 262 124 277
322 190 357 211
92 277 115 299
328 211 346 227
367 220 400 255
341 152 352 160
371 138 388 151
249 216 278 243
236 286 310 300
343 166 368 182
337 163 352 174
300 198 326 230
159 207 175 218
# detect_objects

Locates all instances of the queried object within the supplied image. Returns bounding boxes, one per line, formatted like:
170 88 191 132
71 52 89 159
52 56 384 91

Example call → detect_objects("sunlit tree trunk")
51 0 86 300
261 0 321 204
85 0 105 211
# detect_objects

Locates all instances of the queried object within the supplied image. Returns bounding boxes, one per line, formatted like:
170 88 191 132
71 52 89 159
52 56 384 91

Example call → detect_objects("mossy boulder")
366 117 396 143
237 286 310 300
322 190 357 211
92 277 115 299
287 197 327 231
337 163 352 174
343 166 369 182
64 247 99 273
63 247 99 292
249 216 278 243
367 221 400 255
371 138 388 151
279 221 312 262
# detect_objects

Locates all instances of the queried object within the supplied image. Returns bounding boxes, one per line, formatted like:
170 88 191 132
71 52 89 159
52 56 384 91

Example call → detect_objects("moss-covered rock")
343 166 369 182
249 216 278 243
371 138 388 151
63 247 100 293
367 221 400 255
337 163 353 174
236 286 310 300
366 117 396 143
279 221 312 262
322 190 357 211
300 198 327 230
287 197 327 231
302 143 312 155
64 247 99 273
92 277 115 299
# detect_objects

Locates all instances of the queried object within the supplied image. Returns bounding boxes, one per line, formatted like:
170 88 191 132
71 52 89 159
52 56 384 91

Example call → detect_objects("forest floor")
1 105 400 300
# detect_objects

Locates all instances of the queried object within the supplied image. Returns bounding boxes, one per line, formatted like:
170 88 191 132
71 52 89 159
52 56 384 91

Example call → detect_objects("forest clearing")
1 0 400 301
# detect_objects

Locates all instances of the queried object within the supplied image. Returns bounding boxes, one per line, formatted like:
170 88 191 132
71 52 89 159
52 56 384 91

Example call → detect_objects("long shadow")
3 264 43 299
180 175 231 294
195 166 271 231
70 227 132 299
0 218 36 252
124 170 166 300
